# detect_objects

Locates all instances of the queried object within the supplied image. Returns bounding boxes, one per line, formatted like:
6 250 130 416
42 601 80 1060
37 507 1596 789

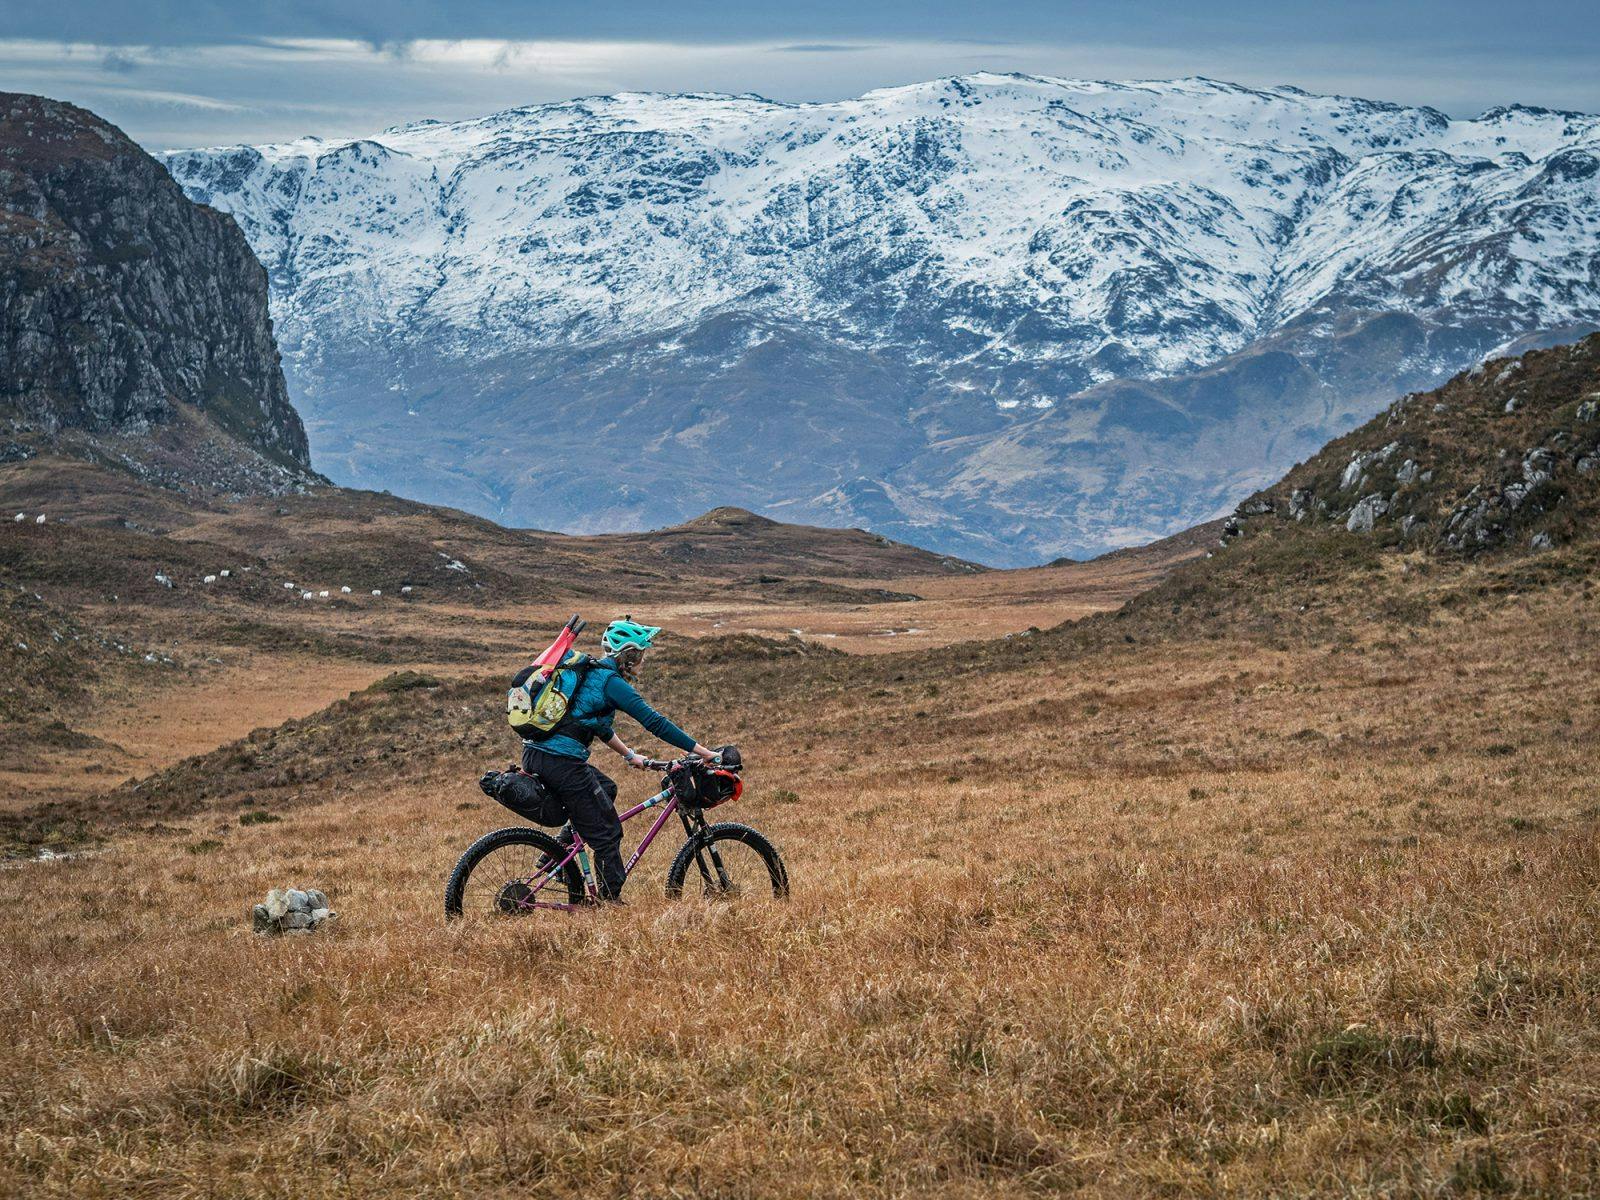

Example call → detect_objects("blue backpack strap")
550 657 614 743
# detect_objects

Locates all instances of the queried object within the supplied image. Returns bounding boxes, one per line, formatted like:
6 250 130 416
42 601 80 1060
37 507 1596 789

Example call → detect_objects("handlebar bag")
669 762 743 809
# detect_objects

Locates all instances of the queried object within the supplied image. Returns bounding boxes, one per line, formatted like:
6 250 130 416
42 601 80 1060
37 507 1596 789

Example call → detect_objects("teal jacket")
530 656 696 761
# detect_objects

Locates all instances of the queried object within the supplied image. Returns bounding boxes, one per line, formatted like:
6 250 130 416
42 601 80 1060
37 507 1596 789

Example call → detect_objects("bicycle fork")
679 807 734 894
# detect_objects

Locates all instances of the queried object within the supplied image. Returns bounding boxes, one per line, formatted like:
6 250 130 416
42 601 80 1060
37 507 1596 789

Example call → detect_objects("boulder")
1346 494 1389 534
1523 448 1557 484
252 886 336 936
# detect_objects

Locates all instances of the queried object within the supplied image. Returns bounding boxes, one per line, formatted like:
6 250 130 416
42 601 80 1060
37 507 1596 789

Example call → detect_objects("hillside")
165 74 1600 561
1230 332 1600 556
2 342 1596 1194
0 94 315 495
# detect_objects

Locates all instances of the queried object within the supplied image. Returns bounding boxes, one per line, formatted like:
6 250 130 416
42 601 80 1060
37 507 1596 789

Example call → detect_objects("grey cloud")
771 44 876 54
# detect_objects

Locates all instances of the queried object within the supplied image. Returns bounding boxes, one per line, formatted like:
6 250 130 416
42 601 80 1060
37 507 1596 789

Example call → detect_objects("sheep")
318 590 330 598
371 589 382 597
204 575 217 584
340 586 351 593
34 514 46 524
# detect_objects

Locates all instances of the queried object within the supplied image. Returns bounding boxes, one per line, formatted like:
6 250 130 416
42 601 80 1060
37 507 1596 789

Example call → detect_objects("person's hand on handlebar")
605 735 657 772
689 742 721 764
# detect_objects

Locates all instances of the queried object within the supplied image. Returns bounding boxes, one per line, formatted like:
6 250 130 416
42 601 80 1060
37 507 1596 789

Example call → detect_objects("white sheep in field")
34 514 45 524
204 575 217 584
12 513 23 522
371 589 382 597
319 590 330 598
220 570 231 578
340 586 351 593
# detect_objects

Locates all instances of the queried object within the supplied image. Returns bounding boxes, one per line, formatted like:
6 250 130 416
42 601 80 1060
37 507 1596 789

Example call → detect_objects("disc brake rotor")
495 880 537 914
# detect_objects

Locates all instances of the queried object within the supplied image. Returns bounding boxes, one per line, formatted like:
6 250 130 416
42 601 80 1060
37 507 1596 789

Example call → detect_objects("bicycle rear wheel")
664 822 789 901
444 826 586 919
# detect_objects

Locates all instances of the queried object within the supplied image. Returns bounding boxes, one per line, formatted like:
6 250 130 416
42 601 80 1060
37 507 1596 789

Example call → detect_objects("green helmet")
602 616 661 655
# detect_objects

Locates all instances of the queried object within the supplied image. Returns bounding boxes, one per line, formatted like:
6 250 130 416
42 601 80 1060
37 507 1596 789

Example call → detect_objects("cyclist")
525 617 720 903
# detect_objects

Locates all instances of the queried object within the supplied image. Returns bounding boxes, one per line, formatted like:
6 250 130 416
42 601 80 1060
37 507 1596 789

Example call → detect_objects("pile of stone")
252 887 335 936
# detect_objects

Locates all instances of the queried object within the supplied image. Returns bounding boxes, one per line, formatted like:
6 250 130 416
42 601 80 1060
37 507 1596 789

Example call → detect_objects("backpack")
507 653 606 741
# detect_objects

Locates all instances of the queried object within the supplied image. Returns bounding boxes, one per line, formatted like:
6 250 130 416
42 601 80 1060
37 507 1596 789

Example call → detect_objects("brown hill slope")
3 342 1598 1194
1230 332 1600 557
0 460 978 610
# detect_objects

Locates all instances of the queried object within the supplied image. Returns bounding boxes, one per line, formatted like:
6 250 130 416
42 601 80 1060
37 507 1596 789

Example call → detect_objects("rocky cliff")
0 94 315 494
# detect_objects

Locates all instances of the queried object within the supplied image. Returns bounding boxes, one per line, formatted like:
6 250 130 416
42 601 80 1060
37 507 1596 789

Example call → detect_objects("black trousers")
521 746 625 899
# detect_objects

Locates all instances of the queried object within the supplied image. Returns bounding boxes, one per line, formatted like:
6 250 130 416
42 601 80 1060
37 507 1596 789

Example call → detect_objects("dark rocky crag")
0 94 316 494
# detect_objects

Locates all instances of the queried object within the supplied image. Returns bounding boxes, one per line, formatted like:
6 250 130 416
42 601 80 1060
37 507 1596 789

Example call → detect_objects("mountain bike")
444 754 789 917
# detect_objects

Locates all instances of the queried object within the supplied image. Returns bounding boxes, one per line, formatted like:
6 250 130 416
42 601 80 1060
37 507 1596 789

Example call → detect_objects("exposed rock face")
1226 334 1600 557
0 94 315 493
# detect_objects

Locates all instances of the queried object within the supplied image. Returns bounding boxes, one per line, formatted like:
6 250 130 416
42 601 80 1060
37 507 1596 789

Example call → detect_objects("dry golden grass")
3 548 1598 1198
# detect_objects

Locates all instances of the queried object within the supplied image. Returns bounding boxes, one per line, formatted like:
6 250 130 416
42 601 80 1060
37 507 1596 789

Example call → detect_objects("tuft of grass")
238 810 280 826
362 670 444 694
1297 1024 1440 1093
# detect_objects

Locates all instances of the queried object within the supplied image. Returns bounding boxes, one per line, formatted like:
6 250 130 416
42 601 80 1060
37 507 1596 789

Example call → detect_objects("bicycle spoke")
688 838 772 899
458 836 580 917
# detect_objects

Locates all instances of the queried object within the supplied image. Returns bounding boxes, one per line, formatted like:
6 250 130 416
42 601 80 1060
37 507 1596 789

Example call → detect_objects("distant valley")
165 73 1600 562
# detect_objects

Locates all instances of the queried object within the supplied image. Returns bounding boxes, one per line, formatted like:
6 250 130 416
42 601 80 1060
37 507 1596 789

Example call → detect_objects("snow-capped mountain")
164 74 1600 563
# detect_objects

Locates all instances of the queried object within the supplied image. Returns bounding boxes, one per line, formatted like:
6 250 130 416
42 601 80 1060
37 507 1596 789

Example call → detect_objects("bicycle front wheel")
444 826 586 919
665 822 789 901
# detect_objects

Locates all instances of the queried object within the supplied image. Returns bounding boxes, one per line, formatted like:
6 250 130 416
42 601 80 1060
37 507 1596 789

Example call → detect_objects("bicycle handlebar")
641 753 718 772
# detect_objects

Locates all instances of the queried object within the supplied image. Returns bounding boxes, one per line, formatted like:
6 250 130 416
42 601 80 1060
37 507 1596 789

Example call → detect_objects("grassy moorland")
1 534 1596 1197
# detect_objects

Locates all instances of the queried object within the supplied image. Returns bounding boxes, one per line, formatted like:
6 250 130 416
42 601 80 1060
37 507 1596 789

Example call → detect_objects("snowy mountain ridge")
164 74 1600 563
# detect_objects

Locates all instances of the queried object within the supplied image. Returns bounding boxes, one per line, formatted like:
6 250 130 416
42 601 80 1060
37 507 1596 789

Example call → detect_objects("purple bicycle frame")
517 783 680 910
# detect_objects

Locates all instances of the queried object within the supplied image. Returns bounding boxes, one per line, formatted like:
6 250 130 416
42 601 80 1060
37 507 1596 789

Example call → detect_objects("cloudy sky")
5 1 1598 149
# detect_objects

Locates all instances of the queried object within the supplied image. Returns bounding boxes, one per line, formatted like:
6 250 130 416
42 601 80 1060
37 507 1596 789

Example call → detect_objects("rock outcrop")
0 94 316 495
